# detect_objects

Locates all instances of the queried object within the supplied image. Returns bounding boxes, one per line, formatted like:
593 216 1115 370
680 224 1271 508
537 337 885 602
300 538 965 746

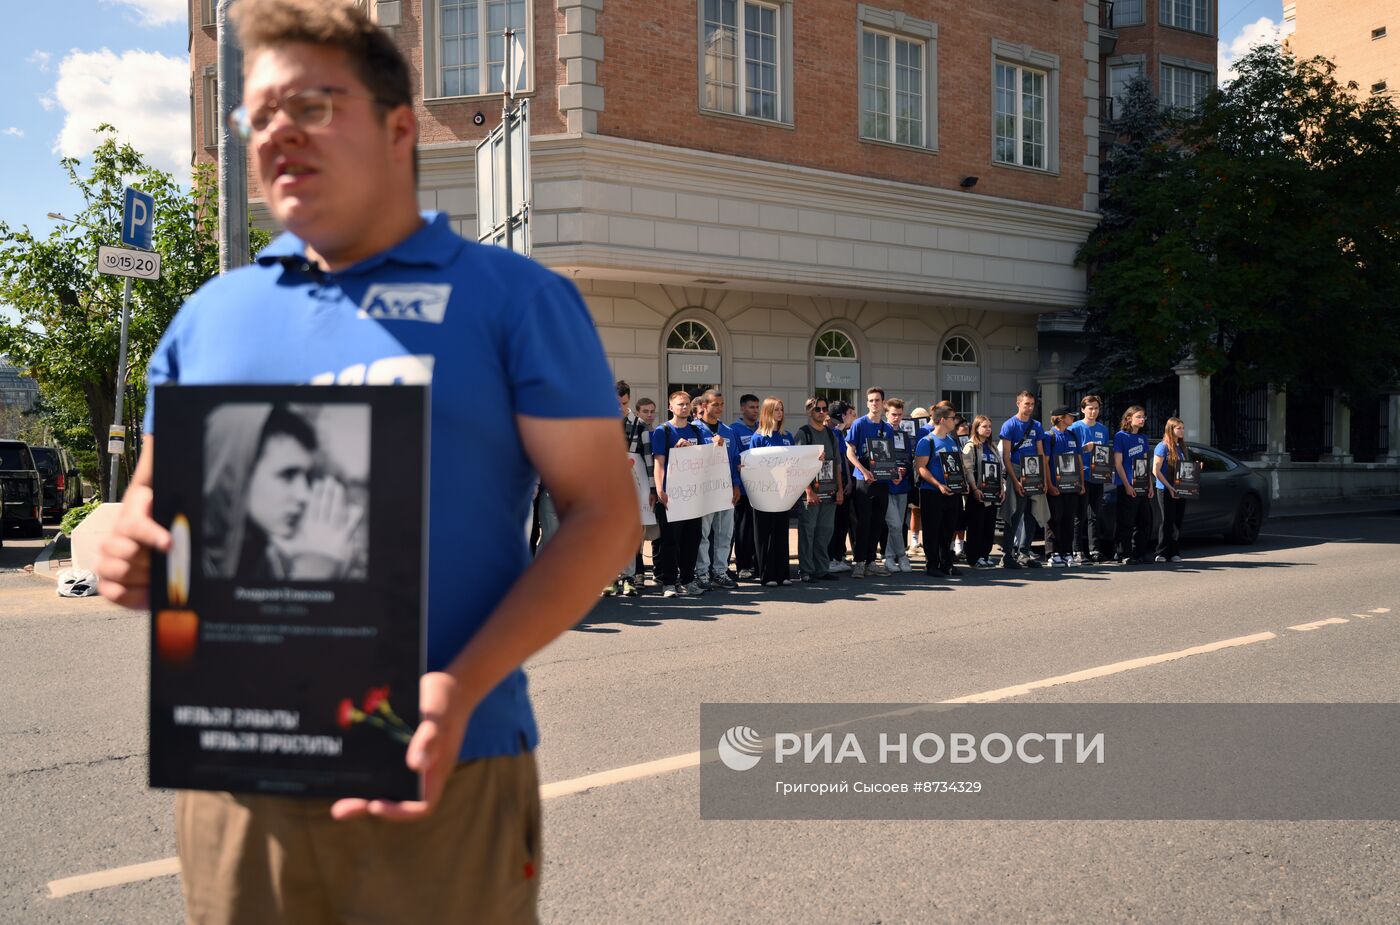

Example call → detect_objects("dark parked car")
30 445 83 521
0 440 44 537
1101 443 1270 546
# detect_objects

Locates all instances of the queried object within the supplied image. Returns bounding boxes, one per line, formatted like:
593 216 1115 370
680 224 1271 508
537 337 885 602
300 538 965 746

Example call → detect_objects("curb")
31 535 72 582
1270 501 1400 522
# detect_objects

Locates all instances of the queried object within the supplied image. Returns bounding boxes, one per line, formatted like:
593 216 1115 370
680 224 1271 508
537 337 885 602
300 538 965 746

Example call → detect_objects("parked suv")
0 440 44 537
29 445 83 522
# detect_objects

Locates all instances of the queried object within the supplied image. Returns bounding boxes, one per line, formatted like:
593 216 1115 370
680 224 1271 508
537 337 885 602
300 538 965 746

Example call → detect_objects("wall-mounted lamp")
959 176 979 189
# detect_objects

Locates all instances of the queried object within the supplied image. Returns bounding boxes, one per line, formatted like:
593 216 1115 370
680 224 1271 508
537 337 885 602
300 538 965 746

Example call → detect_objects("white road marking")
1258 533 1363 542
48 858 181 899
1372 608 1391 614
1288 617 1350 632
1353 614 1372 619
46 629 1279 899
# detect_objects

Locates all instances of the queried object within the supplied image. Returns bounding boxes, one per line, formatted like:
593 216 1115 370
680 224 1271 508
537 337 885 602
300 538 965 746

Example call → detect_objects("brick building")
192 0 1116 419
1284 0 1395 102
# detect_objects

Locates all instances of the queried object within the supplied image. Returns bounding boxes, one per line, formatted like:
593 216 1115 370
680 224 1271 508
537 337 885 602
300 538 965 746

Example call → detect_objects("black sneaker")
947 566 963 577
1025 556 1043 568
818 572 840 581
1002 556 1022 569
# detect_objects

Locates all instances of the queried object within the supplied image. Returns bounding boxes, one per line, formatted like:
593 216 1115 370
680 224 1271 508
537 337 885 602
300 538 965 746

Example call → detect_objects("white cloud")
102 0 186 27
52 48 191 176
28 50 52 72
1218 17 1284 86
4 127 24 138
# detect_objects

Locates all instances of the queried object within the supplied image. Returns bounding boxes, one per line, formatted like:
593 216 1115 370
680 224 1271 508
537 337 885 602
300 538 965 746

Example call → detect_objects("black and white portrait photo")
202 402 371 582
1057 455 1079 479
1022 456 1041 478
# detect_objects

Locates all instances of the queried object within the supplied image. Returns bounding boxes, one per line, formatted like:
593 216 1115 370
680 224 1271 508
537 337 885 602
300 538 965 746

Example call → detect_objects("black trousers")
1075 482 1108 557
965 498 998 563
1048 491 1078 557
733 495 757 573
755 509 791 585
829 493 852 561
852 480 890 565
654 502 701 586
1115 491 1153 560
919 489 958 573
1155 491 1186 559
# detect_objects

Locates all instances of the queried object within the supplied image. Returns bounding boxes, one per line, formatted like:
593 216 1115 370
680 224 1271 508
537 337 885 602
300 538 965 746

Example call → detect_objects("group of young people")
575 382 1201 599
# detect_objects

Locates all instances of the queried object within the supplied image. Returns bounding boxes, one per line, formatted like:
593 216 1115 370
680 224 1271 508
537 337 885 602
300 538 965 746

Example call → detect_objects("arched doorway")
666 319 721 397
940 334 981 415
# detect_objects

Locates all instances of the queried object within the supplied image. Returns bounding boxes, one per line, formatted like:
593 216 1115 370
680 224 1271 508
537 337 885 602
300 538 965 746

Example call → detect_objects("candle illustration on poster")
155 514 199 664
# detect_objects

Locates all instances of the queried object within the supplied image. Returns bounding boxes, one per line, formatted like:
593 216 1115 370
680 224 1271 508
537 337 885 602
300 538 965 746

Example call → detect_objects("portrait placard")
150 385 427 801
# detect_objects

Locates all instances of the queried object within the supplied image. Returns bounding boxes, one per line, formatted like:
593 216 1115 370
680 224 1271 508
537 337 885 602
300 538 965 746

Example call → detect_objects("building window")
1371 80 1389 94
814 329 858 407
202 71 219 148
1372 26 1387 40
861 29 925 146
939 336 980 415
1113 0 1145 25
1162 63 1212 110
1108 62 1144 116
201 0 215 26
666 320 721 397
1161 0 1211 34
428 0 529 99
994 62 1047 169
702 0 782 121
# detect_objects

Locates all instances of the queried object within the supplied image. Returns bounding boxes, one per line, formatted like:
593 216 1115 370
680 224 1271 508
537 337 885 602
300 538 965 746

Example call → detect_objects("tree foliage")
1076 46 1400 405
0 125 270 499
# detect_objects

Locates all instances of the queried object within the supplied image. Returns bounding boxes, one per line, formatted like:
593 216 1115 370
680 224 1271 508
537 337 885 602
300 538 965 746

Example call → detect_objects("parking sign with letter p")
122 187 155 250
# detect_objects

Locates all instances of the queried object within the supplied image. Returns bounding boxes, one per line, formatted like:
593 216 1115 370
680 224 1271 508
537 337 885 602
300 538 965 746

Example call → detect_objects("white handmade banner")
628 453 656 526
739 445 824 512
664 443 734 522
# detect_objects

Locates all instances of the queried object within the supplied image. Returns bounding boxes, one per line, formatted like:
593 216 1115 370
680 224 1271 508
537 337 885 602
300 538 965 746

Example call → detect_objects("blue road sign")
121 187 155 250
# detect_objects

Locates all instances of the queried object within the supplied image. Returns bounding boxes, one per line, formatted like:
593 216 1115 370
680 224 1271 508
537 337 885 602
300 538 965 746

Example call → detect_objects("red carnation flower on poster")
334 685 413 745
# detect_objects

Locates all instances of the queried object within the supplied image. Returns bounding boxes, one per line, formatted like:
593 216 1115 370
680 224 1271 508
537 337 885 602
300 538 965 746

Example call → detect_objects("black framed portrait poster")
149 385 428 801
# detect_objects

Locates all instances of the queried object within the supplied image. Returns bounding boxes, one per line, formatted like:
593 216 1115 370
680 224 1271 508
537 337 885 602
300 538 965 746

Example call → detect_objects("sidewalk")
29 533 72 582
1269 495 1400 521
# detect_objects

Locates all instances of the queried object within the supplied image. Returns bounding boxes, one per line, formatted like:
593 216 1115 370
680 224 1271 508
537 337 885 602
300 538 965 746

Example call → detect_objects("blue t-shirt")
1113 430 1152 488
915 433 961 489
847 416 895 482
1153 441 1187 490
1043 428 1080 488
653 421 707 492
142 213 616 762
696 419 741 486
749 431 794 449
999 416 1045 465
729 420 757 495
1069 420 1109 470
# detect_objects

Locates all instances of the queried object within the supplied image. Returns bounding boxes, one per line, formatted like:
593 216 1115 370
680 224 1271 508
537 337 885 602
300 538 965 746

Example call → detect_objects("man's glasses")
814 405 828 412
229 86 394 140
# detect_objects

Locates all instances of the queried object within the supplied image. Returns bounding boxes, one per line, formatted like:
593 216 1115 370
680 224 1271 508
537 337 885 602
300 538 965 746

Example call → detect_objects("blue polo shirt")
999 416 1045 465
1113 430 1152 488
749 431 794 449
915 433 962 489
1069 419 1109 470
142 212 616 762
847 416 895 482
1042 427 1080 488
653 421 707 492
729 419 757 495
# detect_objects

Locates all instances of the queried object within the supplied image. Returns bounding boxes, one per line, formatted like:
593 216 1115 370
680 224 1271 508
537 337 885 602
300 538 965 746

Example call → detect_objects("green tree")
0 125 269 500
1076 45 1400 406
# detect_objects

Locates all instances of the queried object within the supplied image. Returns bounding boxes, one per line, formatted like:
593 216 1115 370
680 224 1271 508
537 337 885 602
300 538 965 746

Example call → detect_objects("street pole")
502 29 515 254
109 276 132 499
217 0 250 273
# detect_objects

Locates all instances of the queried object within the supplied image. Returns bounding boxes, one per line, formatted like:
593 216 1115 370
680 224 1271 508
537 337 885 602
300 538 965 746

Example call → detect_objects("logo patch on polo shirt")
359 284 451 323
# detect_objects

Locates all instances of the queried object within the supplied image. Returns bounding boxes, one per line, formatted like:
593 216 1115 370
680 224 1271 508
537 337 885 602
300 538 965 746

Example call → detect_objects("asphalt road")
3 512 1398 923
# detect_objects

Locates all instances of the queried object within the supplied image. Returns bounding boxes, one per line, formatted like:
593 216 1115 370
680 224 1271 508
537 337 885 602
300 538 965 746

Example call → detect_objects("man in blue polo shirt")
95 1 636 919
999 390 1047 568
845 386 900 578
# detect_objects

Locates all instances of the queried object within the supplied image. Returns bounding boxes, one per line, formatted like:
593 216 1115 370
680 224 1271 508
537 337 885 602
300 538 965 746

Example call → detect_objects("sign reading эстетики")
97 245 161 281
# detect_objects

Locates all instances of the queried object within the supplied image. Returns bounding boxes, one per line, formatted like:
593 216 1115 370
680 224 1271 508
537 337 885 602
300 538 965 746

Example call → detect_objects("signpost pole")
502 30 514 254
109 277 133 500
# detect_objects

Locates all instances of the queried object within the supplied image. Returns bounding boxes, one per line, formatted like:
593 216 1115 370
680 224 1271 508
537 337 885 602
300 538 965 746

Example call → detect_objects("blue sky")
0 0 1286 238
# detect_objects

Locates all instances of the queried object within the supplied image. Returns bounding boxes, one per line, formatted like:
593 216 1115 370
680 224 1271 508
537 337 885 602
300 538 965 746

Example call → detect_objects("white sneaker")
829 559 852 573
1071 553 1084 566
663 585 678 599
1154 555 1167 563
953 538 964 557
852 562 866 579
899 555 914 572
1051 554 1068 567
884 558 898 574
1170 555 1183 563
